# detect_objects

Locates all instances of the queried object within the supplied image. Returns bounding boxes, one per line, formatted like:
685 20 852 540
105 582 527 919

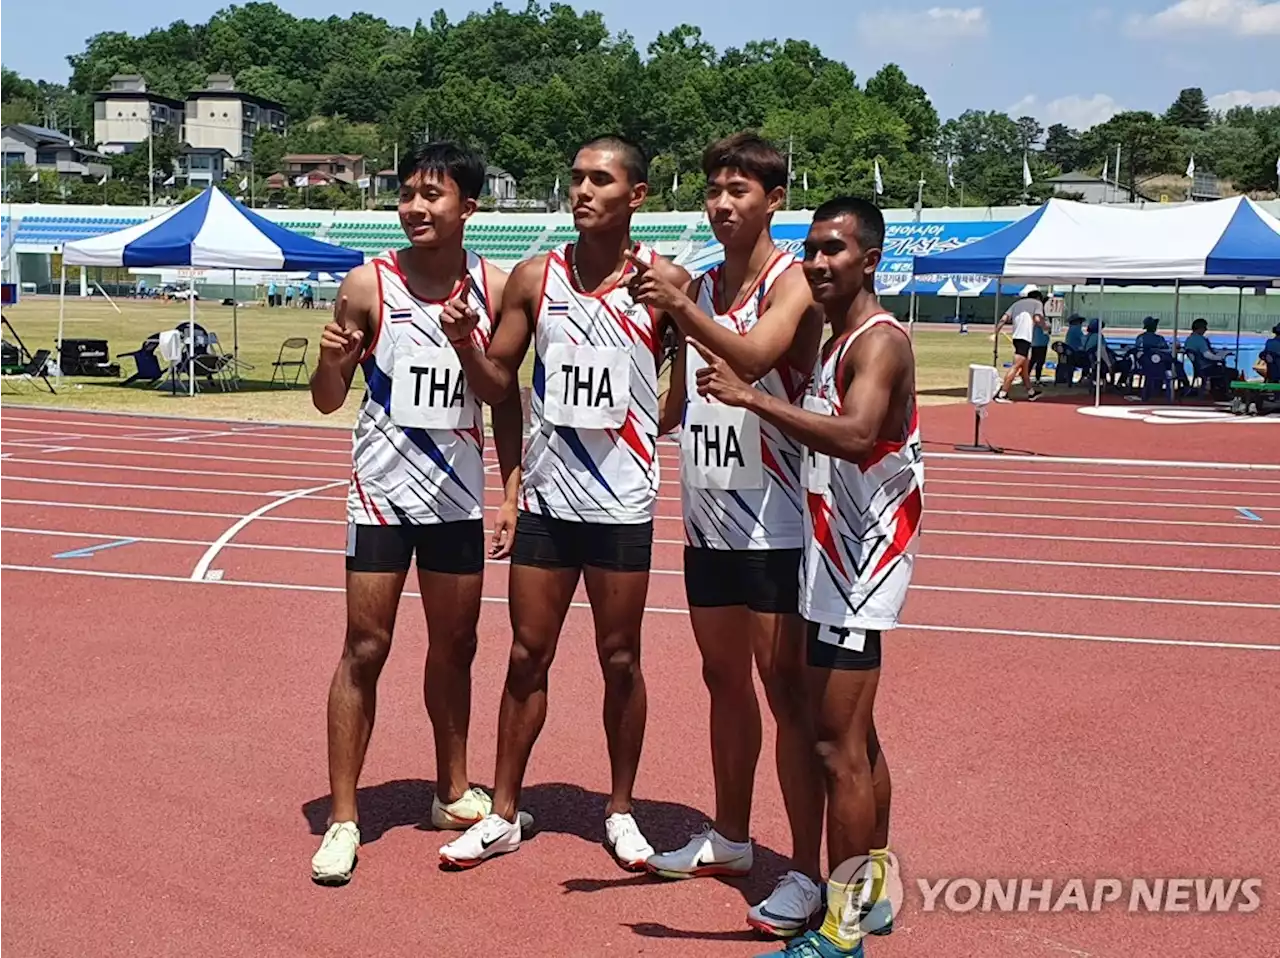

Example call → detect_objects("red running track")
2 404 1279 958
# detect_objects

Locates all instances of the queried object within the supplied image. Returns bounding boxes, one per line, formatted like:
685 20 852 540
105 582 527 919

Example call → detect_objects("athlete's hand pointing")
624 251 686 314
319 295 364 367
688 337 753 408
441 275 481 348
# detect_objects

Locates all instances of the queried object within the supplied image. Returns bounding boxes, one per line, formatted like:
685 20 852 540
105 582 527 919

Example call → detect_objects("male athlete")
691 196 923 957
434 135 691 870
308 142 527 885
629 132 827 937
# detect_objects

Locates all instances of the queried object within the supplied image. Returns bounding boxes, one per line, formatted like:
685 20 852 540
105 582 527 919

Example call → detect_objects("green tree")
1164 87 1211 130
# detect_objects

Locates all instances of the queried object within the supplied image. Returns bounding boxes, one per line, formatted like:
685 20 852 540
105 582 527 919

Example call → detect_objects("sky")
3 0 1279 129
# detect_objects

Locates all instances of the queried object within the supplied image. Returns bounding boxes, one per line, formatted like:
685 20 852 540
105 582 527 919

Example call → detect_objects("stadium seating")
14 215 147 245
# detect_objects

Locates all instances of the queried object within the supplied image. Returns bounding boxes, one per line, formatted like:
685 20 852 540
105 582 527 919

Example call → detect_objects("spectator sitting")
1064 315 1086 352
1261 323 1280 383
1133 316 1170 354
1084 319 1132 387
1183 318 1242 390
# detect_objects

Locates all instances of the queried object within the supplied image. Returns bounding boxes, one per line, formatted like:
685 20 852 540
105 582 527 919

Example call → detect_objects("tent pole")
188 276 196 397
1171 278 1181 393
1234 286 1244 381
56 261 67 386
908 290 917 338
233 269 240 382
992 284 1001 368
1094 280 1106 407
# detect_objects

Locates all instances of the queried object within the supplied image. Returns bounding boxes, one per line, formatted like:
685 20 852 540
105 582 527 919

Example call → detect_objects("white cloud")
1131 0 1280 37
1208 88 1280 109
858 6 989 47
1008 94 1124 131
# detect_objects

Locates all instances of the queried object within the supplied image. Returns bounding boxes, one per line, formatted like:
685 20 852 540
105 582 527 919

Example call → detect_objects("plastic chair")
270 337 310 388
1136 350 1175 402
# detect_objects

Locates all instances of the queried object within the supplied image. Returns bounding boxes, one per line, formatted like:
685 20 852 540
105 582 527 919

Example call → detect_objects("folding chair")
270 337 310 388
1 348 55 394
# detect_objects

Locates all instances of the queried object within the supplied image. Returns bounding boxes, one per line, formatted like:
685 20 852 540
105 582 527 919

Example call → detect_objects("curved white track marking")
189 481 346 581
3 564 1279 654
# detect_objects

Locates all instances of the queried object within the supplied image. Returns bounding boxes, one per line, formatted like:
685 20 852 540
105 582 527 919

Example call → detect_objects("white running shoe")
646 825 753 879
438 813 522 869
604 812 655 871
311 821 360 885
747 870 824 938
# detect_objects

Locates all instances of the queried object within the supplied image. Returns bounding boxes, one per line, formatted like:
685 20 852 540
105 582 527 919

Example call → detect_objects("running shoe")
311 821 359 885
747 871 823 938
431 786 535 833
754 930 864 957
604 811 655 871
861 896 895 936
646 824 753 879
438 813 522 869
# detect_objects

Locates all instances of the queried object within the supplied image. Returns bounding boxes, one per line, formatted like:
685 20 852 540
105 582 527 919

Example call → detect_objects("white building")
183 74 286 161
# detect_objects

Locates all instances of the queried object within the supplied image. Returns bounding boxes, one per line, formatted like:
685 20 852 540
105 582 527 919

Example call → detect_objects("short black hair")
397 141 486 201
812 195 885 252
577 135 648 186
702 132 787 193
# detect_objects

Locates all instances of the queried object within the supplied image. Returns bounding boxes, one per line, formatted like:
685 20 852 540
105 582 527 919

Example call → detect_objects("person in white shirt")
994 290 1046 402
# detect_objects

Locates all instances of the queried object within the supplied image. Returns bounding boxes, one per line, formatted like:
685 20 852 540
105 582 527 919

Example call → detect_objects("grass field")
1 295 997 424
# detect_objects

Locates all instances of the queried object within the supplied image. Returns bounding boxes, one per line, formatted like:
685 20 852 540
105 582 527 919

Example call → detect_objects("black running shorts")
683 547 801 614
345 520 485 575
1013 337 1032 358
509 511 652 573
806 620 883 671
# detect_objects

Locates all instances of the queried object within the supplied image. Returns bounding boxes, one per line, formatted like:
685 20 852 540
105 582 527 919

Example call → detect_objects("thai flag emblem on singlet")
389 308 413 322
546 301 570 315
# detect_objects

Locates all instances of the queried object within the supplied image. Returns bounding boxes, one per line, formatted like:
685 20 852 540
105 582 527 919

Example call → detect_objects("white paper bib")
542 343 631 429
389 345 474 430
682 401 763 490
801 394 832 493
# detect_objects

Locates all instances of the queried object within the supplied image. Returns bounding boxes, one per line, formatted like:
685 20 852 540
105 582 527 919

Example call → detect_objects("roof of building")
4 123 72 145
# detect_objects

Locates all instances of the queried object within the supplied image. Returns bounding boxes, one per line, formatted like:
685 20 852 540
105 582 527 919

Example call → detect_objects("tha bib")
800 394 832 493
682 401 763 490
542 344 631 429
389 345 474 430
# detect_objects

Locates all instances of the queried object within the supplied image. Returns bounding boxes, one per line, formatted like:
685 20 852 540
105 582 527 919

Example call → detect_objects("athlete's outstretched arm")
443 257 538 406
689 330 908 463
662 267 817 383
310 264 378 415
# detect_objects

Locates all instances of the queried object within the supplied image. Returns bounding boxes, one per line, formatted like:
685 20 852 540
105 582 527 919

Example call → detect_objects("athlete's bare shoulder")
504 253 550 312
334 262 380 333
480 258 511 319
845 319 914 385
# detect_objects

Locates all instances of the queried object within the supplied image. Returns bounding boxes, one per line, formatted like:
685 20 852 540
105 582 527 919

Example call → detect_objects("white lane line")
7 526 1279 580
923 491 1280 512
912 477 1280 497
0 457 345 485
926 451 1280 472
0 498 341 524
923 465 1280 485
189 481 347 581
923 528 1280 551
3 563 1277 653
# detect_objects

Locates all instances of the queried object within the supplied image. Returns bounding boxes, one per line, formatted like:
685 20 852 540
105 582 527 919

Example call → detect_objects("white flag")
553 176 560 196
356 176 371 189
239 176 249 191
1186 155 1195 178
163 174 176 186
97 173 108 186
1102 157 1108 182
28 172 38 183
1023 154 1033 188
873 159 884 195
946 153 955 189
294 174 309 187
802 171 808 191
672 172 679 193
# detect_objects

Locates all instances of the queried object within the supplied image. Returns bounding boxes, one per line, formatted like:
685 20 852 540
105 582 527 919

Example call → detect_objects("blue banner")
679 220 1014 295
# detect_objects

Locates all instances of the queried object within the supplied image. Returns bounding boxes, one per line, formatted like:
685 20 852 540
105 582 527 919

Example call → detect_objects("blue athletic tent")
59 186 365 394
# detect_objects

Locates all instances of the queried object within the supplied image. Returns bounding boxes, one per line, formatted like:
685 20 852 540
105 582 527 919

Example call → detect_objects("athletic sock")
868 847 890 903
819 874 870 950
